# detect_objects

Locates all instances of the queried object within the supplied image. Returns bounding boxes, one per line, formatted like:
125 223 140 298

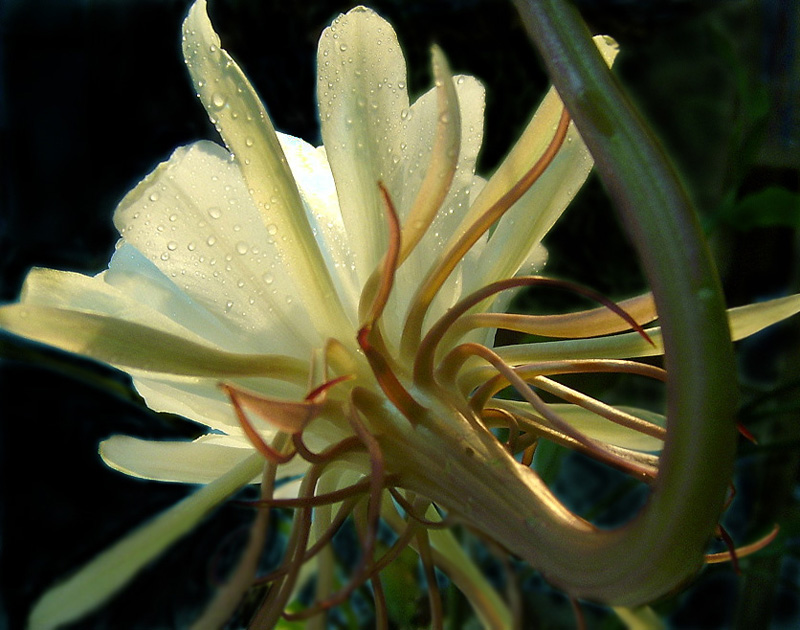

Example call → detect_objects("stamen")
448 291 658 342
705 524 780 566
357 329 427 424
359 182 403 326
388 489 453 529
439 343 655 479
414 275 653 387
400 108 571 359
221 383 295 464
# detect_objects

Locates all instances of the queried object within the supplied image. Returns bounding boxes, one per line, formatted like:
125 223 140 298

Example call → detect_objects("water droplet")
212 93 226 108
262 272 274 285
237 280 245 288
456 76 466 85
187 242 196 251
225 300 234 312
245 137 254 147
208 207 222 219
236 241 249 255
207 236 217 246
168 214 178 222
167 241 177 251
267 223 278 236
149 192 160 202
160 252 170 261
398 81 406 89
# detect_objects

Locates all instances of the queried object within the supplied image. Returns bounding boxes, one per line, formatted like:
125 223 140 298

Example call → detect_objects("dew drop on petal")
149 192 160 202
262 272 274 285
208 207 222 219
167 241 177 251
236 241 249 255
212 93 226 108
207 236 217 246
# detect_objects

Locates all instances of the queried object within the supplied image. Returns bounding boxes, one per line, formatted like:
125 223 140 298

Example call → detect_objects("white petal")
182 0 352 341
317 6 410 287
277 133 360 320
501 401 665 451
495 293 800 365
130 373 305 434
0 301 306 380
114 141 321 356
103 243 256 353
27 453 265 630
99 434 309 484
465 36 620 297
387 75 487 340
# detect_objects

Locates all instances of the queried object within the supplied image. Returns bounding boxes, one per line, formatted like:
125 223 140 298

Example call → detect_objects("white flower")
4 2 800 628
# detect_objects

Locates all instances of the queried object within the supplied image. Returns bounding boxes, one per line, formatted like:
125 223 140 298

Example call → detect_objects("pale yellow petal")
28 453 264 630
182 0 351 340
317 6 409 287
99 435 309 484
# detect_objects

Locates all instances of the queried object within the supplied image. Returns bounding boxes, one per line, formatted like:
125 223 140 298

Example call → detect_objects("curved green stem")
506 0 738 603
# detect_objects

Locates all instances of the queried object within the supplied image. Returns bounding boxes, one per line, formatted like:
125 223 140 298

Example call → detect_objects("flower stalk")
511 0 739 601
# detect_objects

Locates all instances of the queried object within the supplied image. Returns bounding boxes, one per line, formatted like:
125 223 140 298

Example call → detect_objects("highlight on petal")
100 434 285 484
114 141 322 357
28 453 264 630
182 0 351 341
465 35 620 296
0 303 308 380
317 6 410 286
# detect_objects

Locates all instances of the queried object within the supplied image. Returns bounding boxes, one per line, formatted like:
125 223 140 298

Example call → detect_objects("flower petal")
27 453 265 630
130 374 304 434
0 302 308 379
391 74 487 338
182 0 352 340
494 292 800 366
499 401 665 452
317 6 410 287
465 36 619 296
99 434 309 484
114 141 322 356
277 133 361 320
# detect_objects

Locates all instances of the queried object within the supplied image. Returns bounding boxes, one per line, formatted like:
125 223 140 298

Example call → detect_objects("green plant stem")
509 0 739 601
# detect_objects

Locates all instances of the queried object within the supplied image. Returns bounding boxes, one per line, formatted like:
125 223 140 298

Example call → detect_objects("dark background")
1 0 799 627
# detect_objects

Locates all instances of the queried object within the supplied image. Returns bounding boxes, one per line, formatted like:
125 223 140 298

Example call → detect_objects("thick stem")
418 0 737 605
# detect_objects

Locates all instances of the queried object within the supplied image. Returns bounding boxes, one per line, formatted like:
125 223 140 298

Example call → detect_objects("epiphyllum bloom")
5 1 800 628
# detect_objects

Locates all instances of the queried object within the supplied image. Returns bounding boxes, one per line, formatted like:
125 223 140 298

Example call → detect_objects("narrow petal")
317 6 410 286
130 374 306 434
277 133 361 319
388 75 486 341
497 401 665 452
182 0 352 339
0 303 308 379
27 453 265 630
465 36 619 296
100 435 309 484
114 141 322 355
494 293 800 366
